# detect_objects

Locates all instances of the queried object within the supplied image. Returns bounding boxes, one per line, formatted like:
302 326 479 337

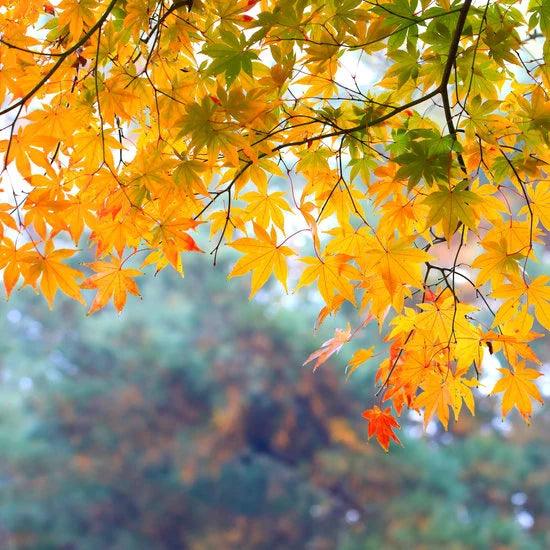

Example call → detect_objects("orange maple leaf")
362 406 401 452
23 241 84 308
0 239 34 297
81 256 143 314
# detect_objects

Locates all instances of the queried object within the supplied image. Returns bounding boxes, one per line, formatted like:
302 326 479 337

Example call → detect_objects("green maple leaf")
394 130 459 188
423 180 483 240
387 48 420 87
202 31 258 87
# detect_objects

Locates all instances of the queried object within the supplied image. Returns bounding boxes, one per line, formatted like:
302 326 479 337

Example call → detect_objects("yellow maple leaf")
324 224 371 258
58 0 97 39
522 181 550 230
448 375 477 421
492 363 544 422
482 310 543 367
414 370 476 429
70 126 121 173
0 126 53 177
25 105 79 141
99 75 142 124
240 181 292 231
492 274 550 331
472 237 523 286
228 223 294 298
416 295 478 341
346 346 375 378
296 253 358 307
359 234 432 311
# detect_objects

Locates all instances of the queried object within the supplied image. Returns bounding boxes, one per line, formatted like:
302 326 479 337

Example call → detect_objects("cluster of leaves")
0 263 549 549
0 0 548 447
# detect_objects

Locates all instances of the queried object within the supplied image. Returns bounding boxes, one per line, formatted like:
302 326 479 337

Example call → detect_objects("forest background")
0 251 548 550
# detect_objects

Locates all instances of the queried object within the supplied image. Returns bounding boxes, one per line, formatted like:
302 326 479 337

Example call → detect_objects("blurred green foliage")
0 257 548 549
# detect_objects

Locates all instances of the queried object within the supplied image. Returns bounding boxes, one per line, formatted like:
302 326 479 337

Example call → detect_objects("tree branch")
0 0 119 117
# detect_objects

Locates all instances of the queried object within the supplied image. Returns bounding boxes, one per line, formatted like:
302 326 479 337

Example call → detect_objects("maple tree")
0 0 548 449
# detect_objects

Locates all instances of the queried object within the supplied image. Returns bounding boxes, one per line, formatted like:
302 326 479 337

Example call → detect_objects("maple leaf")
70 126 121 172
482 310 543 367
0 203 18 240
492 274 550 331
0 126 53 177
359 234 432 311
58 0 97 39
228 223 294 298
422 180 483 241
303 324 352 371
202 30 258 86
23 241 85 308
241 183 292 232
173 159 209 196
524 181 550 230
25 105 78 141
81 256 143 314
179 97 244 164
472 238 523 286
412 367 476 430
415 295 479 352
98 76 141 124
0 239 34 298
324 224 371 258
148 212 202 273
492 364 544 422
362 406 401 452
414 370 453 430
346 347 375 378
296 253 358 308
448 375 477 421
393 130 456 188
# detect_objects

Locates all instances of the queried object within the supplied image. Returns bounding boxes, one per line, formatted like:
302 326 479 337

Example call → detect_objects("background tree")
0 0 548 442
0 258 548 549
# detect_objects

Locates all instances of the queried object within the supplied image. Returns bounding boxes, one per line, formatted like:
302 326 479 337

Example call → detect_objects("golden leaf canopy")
0 0 548 448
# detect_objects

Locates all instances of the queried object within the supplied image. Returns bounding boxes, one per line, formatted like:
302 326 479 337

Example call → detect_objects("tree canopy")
0 0 548 448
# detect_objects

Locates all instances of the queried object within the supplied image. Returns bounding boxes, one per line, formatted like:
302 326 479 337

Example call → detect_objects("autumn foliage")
0 0 548 449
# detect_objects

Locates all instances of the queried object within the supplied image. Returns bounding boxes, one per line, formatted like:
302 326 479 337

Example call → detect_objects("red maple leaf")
362 406 401 452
